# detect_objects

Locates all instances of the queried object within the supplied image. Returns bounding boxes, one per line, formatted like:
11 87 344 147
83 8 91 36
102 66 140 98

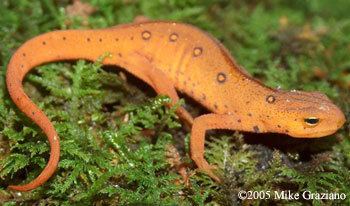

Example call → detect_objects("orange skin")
6 21 346 191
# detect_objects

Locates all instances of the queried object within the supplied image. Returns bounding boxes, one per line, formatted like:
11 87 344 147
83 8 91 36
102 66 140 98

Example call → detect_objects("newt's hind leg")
125 53 194 182
144 66 194 127
128 52 194 127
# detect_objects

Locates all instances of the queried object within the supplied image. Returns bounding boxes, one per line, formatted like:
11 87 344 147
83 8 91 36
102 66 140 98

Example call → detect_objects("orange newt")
6 21 346 191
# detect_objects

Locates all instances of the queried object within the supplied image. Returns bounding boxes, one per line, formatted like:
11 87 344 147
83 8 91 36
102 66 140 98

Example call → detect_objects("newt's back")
114 21 252 113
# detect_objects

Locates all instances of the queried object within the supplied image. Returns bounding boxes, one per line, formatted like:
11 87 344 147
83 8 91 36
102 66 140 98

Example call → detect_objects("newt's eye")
304 117 319 127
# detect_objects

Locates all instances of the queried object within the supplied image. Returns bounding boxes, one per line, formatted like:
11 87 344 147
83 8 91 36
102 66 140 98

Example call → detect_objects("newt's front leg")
190 114 265 181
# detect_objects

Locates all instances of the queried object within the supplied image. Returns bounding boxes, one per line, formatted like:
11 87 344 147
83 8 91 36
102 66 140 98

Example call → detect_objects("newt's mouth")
290 129 339 138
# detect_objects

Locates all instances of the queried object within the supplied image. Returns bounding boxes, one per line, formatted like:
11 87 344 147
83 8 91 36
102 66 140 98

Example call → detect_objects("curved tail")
5 24 144 190
6 40 62 191
5 29 114 191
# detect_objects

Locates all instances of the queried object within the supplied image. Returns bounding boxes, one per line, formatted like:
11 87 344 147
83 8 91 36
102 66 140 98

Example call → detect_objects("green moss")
0 0 349 205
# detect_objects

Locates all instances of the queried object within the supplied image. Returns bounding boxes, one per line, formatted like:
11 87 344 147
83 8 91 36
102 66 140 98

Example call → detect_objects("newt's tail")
6 73 60 191
5 30 103 191
5 27 134 191
6 53 60 191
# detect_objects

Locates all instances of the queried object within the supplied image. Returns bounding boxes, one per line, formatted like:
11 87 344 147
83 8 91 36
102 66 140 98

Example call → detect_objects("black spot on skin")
285 130 289 133
248 113 252 117
169 33 178 42
214 104 218 109
234 110 238 113
42 41 46 45
87 38 91 42
237 119 241 123
118 53 122 57
246 101 250 104
130 36 134 40
32 111 35 115
253 126 260 133
21 65 24 68
141 31 151 40
63 37 66 40
16 97 20 101
224 105 228 108
266 95 276 103
115 38 119 41
277 125 281 128
99 38 102 42
266 115 270 118
193 47 203 57
216 72 227 83
22 53 26 57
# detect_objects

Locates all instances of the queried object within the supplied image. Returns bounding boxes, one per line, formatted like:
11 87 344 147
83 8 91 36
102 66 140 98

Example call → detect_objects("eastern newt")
5 21 346 191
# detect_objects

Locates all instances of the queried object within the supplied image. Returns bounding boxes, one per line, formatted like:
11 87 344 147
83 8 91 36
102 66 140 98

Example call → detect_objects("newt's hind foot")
193 157 221 182
166 145 192 185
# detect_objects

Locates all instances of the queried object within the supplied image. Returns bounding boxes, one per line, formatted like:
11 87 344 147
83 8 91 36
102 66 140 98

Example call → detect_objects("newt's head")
265 90 345 138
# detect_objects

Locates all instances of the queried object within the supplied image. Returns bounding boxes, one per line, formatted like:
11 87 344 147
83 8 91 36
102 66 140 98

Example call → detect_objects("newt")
5 21 346 191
